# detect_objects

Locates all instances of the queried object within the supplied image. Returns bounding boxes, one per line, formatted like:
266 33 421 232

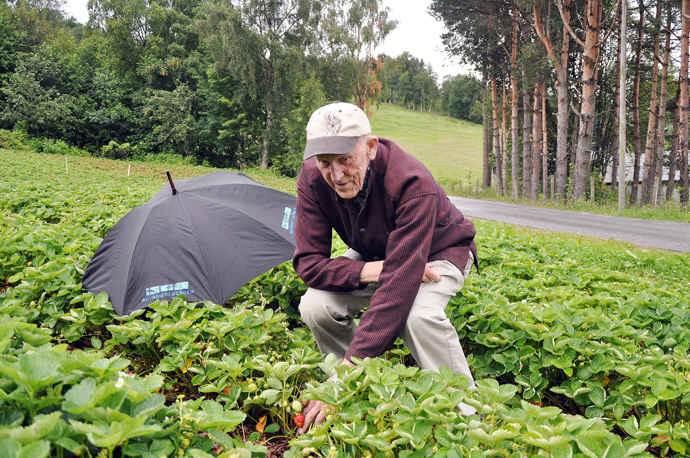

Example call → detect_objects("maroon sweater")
293 139 478 361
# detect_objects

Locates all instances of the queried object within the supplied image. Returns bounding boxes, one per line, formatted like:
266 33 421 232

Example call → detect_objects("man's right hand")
359 260 384 284
359 260 441 284
297 399 331 434
298 360 355 434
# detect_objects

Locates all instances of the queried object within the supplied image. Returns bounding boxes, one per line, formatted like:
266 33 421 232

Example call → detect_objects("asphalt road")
448 197 690 253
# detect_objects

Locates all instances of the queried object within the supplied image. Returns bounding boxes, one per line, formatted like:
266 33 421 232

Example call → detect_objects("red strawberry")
293 414 305 427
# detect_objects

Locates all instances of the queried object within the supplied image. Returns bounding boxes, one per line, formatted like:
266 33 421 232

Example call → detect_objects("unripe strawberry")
292 400 303 413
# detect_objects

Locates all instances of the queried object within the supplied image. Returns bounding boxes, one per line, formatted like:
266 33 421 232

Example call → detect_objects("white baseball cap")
303 102 371 160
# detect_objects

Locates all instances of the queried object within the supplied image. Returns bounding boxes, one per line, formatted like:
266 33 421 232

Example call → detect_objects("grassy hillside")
370 103 483 189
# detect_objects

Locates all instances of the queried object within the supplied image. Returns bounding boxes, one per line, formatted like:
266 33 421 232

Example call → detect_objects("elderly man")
293 102 478 433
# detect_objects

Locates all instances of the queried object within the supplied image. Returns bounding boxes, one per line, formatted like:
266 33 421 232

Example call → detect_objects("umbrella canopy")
82 171 297 315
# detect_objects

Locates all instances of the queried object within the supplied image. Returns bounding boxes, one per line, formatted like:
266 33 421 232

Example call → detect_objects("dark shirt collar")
353 164 372 209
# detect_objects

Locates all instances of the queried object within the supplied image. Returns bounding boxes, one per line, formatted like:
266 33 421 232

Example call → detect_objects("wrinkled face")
315 136 378 199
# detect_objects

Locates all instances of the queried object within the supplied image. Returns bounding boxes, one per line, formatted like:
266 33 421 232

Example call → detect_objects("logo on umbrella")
282 207 296 233
144 282 194 302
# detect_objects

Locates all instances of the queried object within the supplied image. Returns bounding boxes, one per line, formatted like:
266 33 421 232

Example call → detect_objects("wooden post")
550 176 555 201
590 176 595 203
459 180 463 194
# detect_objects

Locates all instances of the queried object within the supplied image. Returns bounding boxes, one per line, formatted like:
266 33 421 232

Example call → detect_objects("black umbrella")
82 171 297 315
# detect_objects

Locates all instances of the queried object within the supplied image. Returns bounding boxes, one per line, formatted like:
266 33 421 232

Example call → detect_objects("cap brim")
303 136 362 161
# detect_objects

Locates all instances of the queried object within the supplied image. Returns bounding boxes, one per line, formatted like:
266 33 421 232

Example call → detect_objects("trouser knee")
405 305 447 335
298 291 323 328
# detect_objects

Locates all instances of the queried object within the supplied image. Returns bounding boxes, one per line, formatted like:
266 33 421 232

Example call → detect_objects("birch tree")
572 0 607 200
197 0 318 170
531 81 542 201
679 0 690 204
630 1 645 204
652 7 672 205
640 0 662 205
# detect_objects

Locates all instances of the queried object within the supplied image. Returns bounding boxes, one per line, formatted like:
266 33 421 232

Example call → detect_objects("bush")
0 128 32 152
0 129 91 157
37 138 90 157
101 140 136 160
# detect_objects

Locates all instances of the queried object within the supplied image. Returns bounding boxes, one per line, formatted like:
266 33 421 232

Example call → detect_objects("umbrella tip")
166 171 178 195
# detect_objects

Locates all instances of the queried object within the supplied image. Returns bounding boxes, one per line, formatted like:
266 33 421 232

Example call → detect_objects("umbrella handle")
166 171 178 195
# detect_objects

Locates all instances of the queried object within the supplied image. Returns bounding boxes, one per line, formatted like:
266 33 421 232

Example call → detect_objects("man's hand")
360 261 441 284
359 260 383 284
297 399 330 434
422 263 441 283
297 359 355 435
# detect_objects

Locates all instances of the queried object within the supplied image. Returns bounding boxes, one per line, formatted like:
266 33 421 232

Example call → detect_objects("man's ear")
366 136 379 160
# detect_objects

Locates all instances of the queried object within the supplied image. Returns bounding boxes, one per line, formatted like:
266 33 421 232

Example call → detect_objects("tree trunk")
482 75 492 189
533 0 571 200
653 9 672 205
542 83 549 199
640 0 662 205
522 72 532 198
531 83 542 201
630 2 645 204
680 0 690 204
572 0 603 200
261 60 275 170
511 10 520 200
502 81 509 196
667 103 680 202
611 22 623 191
491 68 503 194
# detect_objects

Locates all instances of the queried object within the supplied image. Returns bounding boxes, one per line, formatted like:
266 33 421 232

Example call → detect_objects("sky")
376 0 471 81
62 0 470 81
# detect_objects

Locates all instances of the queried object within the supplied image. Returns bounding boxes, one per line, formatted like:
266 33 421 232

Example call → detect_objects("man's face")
315 136 378 199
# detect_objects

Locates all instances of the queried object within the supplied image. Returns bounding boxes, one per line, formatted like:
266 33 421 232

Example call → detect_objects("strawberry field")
2 147 690 458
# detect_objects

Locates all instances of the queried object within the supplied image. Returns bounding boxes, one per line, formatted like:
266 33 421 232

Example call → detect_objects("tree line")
0 0 484 176
430 0 690 206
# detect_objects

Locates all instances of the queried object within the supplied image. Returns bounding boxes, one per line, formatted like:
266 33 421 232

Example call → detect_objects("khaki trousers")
299 249 476 414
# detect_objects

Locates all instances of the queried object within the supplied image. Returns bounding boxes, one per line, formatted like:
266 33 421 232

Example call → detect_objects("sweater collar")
353 163 372 209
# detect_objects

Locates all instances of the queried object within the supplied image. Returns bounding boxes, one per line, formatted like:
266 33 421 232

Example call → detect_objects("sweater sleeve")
345 191 437 361
292 174 366 291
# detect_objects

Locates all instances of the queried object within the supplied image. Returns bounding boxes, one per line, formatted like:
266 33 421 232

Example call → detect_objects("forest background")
0 0 483 177
1 0 690 209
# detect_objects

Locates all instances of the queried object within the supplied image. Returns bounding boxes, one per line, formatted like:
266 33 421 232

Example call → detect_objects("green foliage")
0 60 80 140
441 74 483 124
273 77 326 177
380 53 440 112
101 140 137 160
144 83 197 156
0 4 23 83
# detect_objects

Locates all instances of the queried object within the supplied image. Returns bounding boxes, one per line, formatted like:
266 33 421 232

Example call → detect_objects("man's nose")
330 164 344 182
